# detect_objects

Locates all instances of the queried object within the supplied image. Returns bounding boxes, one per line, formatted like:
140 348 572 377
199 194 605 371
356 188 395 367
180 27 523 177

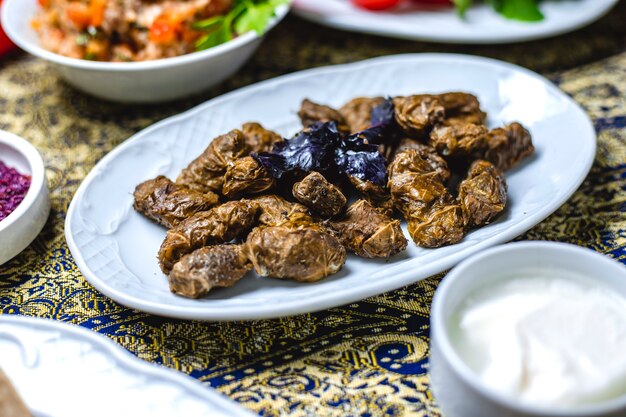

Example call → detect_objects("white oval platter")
65 53 596 321
292 0 619 44
0 315 256 416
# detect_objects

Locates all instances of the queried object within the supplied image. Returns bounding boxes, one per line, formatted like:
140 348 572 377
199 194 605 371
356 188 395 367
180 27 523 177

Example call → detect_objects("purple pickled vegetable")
253 106 394 188
370 97 395 129
331 98 397 186
0 161 31 221
252 152 289 179
253 122 341 179
334 142 387 186
359 97 402 145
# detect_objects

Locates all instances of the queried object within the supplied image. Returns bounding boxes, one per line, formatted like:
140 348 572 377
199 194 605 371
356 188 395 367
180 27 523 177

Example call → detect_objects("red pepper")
61 0 108 29
149 14 184 44
351 0 401 11
66 2 92 30
89 0 108 28
0 0 17 57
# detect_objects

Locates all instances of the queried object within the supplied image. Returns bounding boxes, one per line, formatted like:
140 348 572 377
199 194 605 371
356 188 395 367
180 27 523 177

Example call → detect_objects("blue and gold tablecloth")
1 4 626 416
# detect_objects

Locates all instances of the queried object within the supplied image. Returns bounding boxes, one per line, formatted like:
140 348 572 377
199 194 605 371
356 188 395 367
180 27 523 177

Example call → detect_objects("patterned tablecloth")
1 3 625 416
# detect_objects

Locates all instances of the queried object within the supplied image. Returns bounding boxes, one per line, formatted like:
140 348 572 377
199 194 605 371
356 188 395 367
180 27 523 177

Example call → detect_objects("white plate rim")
0 314 256 416
64 53 596 321
291 0 620 44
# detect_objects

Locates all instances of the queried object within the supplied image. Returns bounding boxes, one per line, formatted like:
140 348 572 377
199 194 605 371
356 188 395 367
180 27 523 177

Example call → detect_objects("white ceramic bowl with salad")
1 0 290 103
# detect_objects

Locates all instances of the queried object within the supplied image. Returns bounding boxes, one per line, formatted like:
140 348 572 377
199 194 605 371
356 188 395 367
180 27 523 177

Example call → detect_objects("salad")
352 0 552 22
32 0 287 62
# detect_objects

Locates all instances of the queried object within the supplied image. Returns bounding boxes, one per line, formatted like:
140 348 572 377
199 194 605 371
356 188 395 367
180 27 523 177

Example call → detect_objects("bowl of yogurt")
430 241 626 417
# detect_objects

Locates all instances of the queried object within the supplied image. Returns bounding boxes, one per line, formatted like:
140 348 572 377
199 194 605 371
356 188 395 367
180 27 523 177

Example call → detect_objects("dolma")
437 92 487 126
245 220 346 282
429 122 489 158
0 368 30 417
458 160 507 228
169 244 251 299
394 138 451 182
158 200 258 273
292 171 347 217
133 175 219 228
176 129 248 193
242 122 283 154
223 156 274 198
328 199 407 258
393 95 445 138
251 194 311 226
298 99 350 134
483 122 534 171
348 176 395 216
339 96 385 133
388 149 465 248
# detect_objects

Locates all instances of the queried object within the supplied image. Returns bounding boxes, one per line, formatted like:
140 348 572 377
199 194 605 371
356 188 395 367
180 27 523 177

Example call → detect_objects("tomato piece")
149 15 182 44
351 0 401 11
0 25 15 57
89 0 107 27
0 0 17 57
66 3 91 30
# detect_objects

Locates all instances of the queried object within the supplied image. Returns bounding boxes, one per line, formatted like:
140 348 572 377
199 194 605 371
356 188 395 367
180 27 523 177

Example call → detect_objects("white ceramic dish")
0 315 255 417
293 0 619 44
64 53 596 321
0 130 49 266
429 242 626 417
1 0 290 103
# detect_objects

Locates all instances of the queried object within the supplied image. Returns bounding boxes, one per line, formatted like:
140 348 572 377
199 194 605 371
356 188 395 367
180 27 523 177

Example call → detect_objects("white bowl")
0 130 50 266
1 0 290 103
430 241 626 417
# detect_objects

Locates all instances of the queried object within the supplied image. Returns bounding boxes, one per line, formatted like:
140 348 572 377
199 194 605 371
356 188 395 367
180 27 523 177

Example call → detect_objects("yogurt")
449 269 626 408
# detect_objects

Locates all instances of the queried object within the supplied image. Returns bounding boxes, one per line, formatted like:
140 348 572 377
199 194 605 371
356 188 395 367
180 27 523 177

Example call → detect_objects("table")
1 4 625 415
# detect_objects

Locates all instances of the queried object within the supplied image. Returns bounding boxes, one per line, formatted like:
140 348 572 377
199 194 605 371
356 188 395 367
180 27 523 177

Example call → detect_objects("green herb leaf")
452 0 473 17
234 3 275 35
268 0 288 7
456 0 543 22
226 2 248 24
194 0 287 51
195 23 232 50
192 15 225 30
496 0 543 22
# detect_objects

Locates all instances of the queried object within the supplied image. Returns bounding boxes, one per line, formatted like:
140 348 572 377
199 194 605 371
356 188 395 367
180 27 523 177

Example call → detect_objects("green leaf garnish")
194 0 288 51
235 3 275 34
497 0 543 22
192 15 225 31
195 22 233 50
454 0 544 22
453 0 473 17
